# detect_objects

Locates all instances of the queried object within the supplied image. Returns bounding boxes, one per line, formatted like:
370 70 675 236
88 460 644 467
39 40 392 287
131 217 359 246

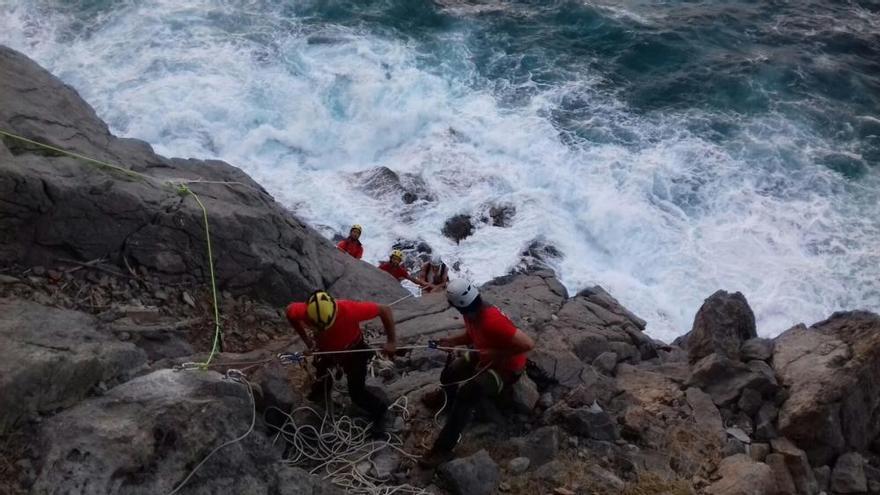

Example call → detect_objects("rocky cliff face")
2 45 880 495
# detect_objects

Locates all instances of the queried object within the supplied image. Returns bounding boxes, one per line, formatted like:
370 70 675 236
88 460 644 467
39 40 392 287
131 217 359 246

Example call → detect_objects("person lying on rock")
419 255 449 293
378 250 428 288
419 279 535 467
286 290 397 436
337 224 364 259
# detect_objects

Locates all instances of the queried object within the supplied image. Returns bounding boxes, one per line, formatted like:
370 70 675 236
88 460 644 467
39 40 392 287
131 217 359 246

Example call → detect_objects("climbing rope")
166 369 257 495
269 379 432 495
177 183 224 365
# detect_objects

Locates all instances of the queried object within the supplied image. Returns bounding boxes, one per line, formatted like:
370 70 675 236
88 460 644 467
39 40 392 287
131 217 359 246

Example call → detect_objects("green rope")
0 129 151 182
1 128 224 367
178 183 224 366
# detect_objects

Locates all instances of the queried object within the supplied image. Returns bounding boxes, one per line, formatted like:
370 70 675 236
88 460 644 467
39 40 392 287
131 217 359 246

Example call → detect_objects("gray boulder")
688 354 778 406
831 452 867 494
740 338 774 362
510 426 559 467
31 369 280 494
0 298 146 433
770 437 819 495
773 311 880 466
438 449 499 495
706 454 776 495
687 290 757 363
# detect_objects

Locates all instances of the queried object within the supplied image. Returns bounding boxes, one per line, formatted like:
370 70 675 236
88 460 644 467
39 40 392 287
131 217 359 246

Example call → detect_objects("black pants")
433 355 519 452
310 340 388 424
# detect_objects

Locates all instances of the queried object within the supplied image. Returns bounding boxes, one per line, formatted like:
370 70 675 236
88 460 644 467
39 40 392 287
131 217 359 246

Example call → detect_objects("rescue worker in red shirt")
337 224 364 259
286 290 397 436
420 279 535 467
378 250 428 288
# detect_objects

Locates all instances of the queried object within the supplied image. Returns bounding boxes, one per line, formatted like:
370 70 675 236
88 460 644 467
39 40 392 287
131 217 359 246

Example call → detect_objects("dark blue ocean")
2 0 878 339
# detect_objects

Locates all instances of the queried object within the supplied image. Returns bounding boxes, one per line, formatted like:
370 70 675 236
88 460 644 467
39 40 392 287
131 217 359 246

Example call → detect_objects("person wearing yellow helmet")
337 224 364 259
285 289 397 436
378 250 428 287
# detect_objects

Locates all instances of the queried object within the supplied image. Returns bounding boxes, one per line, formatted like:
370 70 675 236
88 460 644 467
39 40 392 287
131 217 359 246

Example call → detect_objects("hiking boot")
418 448 455 469
421 389 447 411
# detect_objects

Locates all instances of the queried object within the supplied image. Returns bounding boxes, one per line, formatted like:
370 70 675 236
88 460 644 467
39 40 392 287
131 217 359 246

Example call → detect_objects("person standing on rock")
378 250 428 288
337 224 364 259
286 290 397 436
419 255 449 293
420 279 535 467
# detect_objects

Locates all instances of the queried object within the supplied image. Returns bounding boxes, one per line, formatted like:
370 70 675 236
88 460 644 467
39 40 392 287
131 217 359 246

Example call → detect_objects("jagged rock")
765 453 798 495
485 203 516 227
577 286 647 330
438 449 500 495
832 452 868 494
770 437 819 495
532 459 567 485
276 466 344 495
510 426 559 467
31 369 279 494
814 465 831 493
687 290 757 364
507 457 530 474
0 298 146 434
688 354 778 406
726 428 751 445
584 464 626 492
546 403 618 441
706 454 776 495
729 411 754 437
685 387 725 442
481 271 567 332
740 338 774 362
864 464 880 494
252 361 304 427
442 214 475 243
749 443 770 462
351 166 431 205
773 312 880 466
510 375 540 413
515 239 563 274
754 402 779 441
0 45 410 307
737 388 763 416
723 438 747 457
592 352 618 375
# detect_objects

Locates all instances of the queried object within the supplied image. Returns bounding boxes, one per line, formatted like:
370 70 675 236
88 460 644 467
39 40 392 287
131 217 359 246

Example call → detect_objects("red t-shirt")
464 306 527 374
337 239 363 259
286 300 380 351
379 261 409 281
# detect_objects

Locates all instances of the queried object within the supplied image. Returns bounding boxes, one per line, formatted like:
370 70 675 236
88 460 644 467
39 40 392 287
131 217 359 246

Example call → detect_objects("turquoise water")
1 0 878 340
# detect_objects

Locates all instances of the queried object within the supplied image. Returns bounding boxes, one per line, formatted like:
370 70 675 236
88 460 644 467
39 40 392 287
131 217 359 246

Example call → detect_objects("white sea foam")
1 1 877 341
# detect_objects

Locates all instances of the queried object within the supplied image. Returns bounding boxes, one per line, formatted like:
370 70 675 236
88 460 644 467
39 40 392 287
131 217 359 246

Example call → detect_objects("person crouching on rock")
378 250 428 288
419 279 535 467
419 255 449 293
337 224 364 259
285 290 397 436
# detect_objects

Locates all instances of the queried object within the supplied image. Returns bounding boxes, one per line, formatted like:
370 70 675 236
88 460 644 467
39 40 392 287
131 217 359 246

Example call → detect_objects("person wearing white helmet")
420 279 535 467
419 255 449 293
